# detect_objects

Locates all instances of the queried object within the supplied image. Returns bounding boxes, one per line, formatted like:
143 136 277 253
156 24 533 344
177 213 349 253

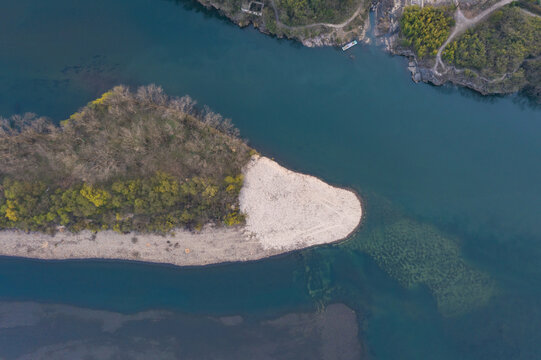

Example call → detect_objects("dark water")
1 0 541 358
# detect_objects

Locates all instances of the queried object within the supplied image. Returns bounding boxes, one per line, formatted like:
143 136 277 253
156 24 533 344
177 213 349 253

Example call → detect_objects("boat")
342 40 358 51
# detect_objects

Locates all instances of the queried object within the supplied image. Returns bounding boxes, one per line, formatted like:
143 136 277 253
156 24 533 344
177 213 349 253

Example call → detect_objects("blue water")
1 0 541 358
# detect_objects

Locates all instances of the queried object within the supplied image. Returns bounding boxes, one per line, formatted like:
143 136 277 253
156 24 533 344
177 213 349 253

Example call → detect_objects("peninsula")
196 0 541 101
0 85 362 266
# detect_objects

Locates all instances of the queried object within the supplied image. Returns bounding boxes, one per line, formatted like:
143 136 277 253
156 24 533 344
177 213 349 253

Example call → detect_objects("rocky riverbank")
196 0 369 47
195 0 539 100
375 0 541 100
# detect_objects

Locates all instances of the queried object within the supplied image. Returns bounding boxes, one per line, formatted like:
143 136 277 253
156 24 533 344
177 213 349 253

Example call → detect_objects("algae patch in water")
353 219 495 317
295 250 336 310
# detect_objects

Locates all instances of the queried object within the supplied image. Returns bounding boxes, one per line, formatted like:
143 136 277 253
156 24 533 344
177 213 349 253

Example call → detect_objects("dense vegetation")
399 5 455 59
0 85 253 234
523 58 541 99
195 0 367 46
277 0 359 25
443 6 541 76
518 0 541 16
442 6 541 99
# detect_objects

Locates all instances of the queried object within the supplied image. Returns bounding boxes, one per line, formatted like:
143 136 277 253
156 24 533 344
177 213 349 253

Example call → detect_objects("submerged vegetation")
399 5 455 59
344 193 494 317
0 85 252 234
358 220 495 317
301 250 336 309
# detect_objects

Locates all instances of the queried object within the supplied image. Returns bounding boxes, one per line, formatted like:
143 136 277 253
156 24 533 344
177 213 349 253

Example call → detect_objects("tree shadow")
430 81 541 111
162 0 238 26
161 0 315 49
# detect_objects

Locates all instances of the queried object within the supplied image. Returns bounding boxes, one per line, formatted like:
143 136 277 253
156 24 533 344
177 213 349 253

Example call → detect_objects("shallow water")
0 302 362 359
1 0 541 358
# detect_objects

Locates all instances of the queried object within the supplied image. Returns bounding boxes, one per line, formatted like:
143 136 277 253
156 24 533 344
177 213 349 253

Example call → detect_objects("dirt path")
268 0 364 30
520 7 541 19
433 8 541 82
434 0 514 74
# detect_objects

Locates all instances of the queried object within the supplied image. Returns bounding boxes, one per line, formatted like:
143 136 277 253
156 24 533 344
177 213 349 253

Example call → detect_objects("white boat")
341 40 358 51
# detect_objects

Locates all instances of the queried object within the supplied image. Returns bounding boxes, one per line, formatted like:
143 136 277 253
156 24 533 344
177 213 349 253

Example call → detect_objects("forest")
399 5 455 59
0 85 252 234
443 6 541 75
442 5 541 99
277 0 360 25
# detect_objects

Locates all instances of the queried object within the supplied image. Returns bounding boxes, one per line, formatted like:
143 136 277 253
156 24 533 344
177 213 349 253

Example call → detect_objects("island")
0 85 362 266
195 0 541 101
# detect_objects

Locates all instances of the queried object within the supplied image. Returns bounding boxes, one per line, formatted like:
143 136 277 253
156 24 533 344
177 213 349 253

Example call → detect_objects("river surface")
1 0 541 358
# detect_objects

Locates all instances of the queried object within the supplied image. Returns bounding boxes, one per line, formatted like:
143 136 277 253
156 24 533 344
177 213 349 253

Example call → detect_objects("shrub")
400 5 455 58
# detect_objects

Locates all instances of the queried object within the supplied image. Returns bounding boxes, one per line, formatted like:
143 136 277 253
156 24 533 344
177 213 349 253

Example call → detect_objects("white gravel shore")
0 156 362 266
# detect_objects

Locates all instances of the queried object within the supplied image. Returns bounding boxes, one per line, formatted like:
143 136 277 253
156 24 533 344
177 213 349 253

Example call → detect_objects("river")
1 0 540 358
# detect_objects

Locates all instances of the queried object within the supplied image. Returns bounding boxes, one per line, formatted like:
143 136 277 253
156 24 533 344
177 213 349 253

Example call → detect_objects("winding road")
433 0 514 74
268 0 364 30
521 7 541 19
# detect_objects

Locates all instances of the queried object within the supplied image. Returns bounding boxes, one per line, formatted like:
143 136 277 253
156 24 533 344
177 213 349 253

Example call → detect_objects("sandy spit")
0 156 362 266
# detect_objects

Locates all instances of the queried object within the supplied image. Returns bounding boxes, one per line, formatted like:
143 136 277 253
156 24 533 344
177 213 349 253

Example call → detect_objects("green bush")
400 5 455 58
0 172 245 234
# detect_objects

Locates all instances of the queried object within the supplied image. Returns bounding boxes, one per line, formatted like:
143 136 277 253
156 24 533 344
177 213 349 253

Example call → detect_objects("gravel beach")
0 156 362 266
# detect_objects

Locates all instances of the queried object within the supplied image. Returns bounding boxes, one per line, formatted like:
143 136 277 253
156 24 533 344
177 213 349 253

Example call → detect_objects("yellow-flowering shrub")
80 184 110 207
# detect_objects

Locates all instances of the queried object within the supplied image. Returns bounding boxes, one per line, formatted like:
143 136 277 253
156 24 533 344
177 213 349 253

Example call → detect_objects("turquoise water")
1 0 541 358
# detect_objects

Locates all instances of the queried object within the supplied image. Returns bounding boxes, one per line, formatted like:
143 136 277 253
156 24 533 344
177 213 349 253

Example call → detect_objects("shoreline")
0 156 362 267
197 0 539 102
197 0 369 47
